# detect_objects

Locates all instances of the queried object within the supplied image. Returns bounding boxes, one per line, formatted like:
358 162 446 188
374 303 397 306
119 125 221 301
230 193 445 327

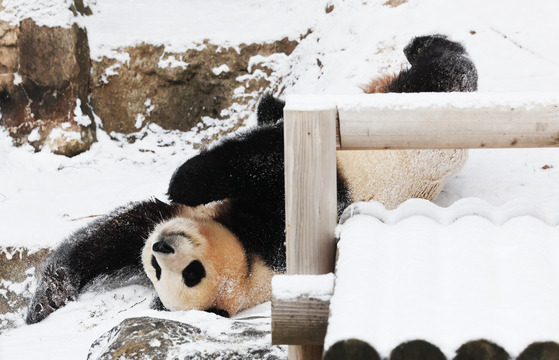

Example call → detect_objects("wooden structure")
272 93 559 359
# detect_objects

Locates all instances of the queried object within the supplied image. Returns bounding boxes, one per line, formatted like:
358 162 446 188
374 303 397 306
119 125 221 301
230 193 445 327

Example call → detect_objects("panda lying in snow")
26 34 477 324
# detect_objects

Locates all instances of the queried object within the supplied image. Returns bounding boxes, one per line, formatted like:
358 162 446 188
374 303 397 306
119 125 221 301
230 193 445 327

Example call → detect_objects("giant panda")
26 34 477 324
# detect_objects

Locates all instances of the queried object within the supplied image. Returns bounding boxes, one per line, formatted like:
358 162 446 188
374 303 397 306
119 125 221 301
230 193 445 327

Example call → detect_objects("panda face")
141 215 251 314
149 230 206 287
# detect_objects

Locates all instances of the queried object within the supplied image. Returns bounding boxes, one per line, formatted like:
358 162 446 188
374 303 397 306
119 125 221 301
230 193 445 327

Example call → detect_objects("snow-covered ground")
1 0 559 359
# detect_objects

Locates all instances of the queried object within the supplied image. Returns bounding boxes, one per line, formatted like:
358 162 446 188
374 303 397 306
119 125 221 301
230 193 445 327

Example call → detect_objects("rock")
90 38 297 137
383 0 408 7
0 3 298 155
0 247 51 333
70 0 93 16
88 316 286 360
0 18 95 157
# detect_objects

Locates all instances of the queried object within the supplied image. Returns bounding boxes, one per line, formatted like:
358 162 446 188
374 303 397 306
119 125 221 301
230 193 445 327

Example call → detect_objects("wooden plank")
271 274 334 346
283 106 338 359
336 93 559 149
271 296 331 345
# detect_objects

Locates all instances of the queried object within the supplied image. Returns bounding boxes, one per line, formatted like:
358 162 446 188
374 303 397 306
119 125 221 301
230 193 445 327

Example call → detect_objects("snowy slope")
1 0 559 359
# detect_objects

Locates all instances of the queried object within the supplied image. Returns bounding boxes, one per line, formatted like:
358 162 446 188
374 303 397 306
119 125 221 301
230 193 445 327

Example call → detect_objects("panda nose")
152 240 175 254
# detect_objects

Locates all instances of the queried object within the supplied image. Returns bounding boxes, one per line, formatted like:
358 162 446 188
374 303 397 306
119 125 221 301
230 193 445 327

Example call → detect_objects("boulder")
90 38 297 136
0 247 51 332
0 18 95 157
88 316 286 360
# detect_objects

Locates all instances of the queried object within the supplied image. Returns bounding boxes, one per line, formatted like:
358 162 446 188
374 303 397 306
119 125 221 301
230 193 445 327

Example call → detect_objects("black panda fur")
363 34 477 93
26 34 478 324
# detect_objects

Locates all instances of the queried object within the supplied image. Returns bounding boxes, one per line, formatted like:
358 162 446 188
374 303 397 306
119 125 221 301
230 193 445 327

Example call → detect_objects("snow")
212 64 230 76
0 0 75 28
73 99 92 127
1 0 559 358
272 274 335 302
158 54 188 70
76 0 328 60
327 204 559 357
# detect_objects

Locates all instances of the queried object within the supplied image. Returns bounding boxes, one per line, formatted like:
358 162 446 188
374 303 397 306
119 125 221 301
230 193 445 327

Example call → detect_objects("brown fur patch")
361 73 397 94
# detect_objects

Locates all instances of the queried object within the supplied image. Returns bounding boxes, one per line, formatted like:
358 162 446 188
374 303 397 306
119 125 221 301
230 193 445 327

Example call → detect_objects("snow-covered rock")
87 316 285 360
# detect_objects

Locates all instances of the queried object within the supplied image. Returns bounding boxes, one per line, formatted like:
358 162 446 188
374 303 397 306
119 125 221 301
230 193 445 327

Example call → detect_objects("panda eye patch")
182 260 206 287
151 256 162 281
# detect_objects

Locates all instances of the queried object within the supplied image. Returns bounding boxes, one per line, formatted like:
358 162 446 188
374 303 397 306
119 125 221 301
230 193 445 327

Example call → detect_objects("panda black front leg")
26 263 79 324
26 199 180 324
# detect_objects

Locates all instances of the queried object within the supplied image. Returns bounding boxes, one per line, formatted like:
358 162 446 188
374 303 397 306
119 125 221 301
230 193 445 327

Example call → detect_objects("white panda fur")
337 149 468 209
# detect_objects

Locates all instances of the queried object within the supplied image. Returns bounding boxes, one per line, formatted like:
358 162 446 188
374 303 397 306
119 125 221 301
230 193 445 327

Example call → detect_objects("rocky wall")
90 39 296 136
0 18 96 157
0 247 51 332
0 6 297 156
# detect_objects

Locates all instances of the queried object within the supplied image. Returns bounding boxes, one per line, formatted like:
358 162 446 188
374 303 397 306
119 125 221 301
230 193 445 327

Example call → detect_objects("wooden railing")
272 93 559 360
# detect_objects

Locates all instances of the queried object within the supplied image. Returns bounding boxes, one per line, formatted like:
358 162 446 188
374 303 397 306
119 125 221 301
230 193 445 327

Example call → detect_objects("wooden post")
283 106 338 359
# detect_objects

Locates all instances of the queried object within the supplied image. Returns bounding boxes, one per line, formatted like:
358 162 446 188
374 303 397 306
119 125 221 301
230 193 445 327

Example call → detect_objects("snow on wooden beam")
323 200 559 359
285 93 559 149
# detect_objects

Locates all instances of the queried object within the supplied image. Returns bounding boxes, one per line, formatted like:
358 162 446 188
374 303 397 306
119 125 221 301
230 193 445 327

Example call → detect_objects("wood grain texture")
283 107 338 359
338 100 559 149
284 107 338 275
271 296 331 345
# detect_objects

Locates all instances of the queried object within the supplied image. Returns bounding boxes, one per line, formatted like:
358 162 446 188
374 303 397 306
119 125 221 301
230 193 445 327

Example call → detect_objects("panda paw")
150 295 169 311
26 264 78 324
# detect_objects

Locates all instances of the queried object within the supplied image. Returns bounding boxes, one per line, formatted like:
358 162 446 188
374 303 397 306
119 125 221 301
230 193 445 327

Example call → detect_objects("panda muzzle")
152 240 175 254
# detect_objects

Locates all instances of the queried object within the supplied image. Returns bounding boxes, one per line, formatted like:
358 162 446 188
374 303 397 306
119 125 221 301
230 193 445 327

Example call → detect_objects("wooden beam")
337 93 559 149
283 105 338 359
272 296 331 345
271 274 335 346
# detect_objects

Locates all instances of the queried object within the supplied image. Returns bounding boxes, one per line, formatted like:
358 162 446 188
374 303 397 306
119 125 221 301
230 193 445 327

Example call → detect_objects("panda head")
141 216 249 315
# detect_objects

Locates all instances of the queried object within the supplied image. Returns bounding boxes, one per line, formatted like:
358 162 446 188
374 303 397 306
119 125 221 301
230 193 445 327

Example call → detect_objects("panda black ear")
183 260 206 287
256 93 285 125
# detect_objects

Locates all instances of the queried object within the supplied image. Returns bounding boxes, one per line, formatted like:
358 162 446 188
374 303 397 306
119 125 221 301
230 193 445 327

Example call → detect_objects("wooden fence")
272 93 559 360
